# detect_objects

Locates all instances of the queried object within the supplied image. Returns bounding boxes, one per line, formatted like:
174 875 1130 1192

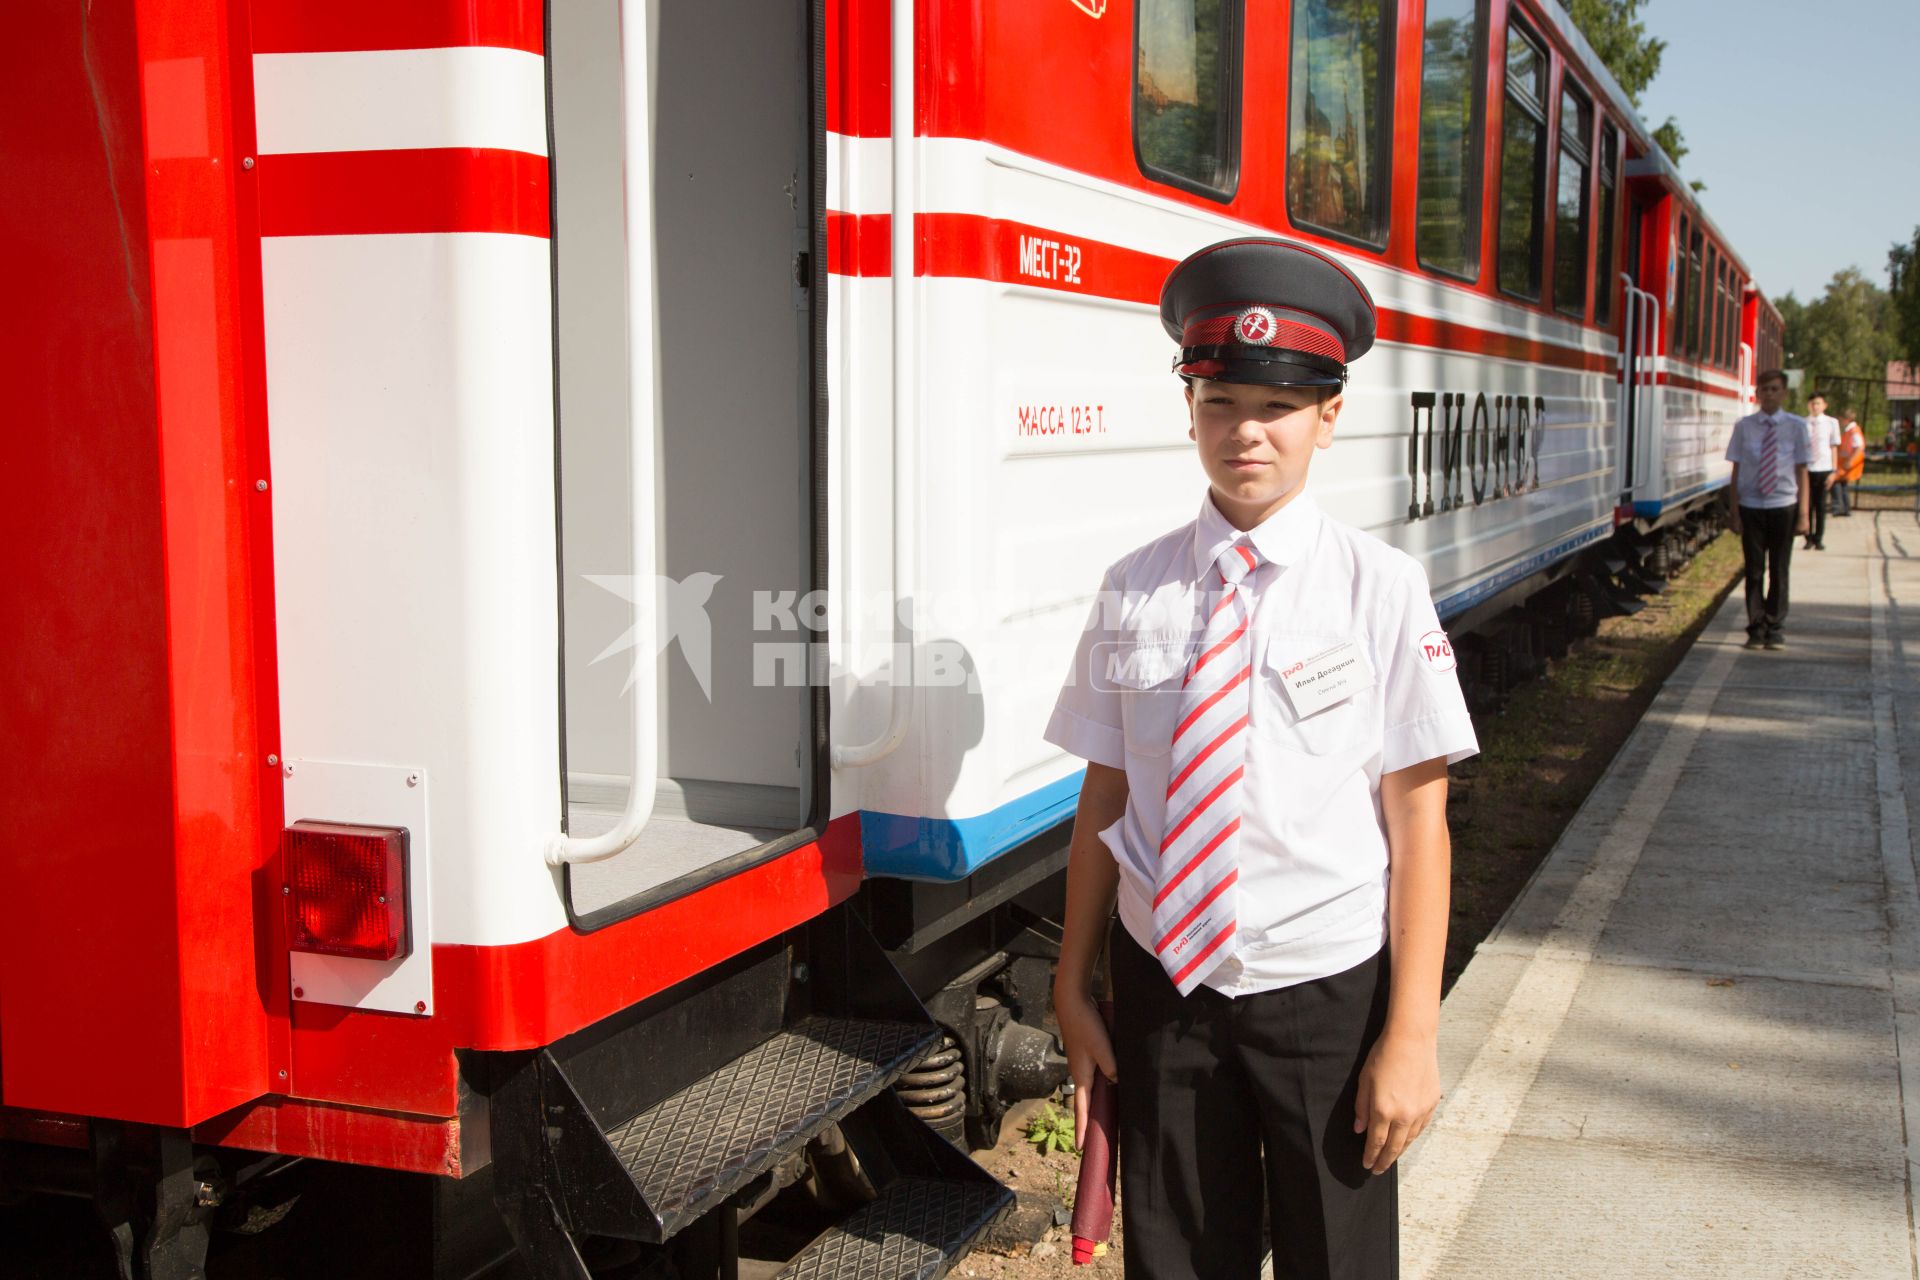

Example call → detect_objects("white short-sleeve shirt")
1044 490 1480 996
1805 413 1841 473
1725 411 1814 508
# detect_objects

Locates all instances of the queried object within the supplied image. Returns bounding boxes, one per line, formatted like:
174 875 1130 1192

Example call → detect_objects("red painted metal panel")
1 0 181 1124
0 0 275 1127
251 0 543 56
259 149 552 239
197 1097 465 1177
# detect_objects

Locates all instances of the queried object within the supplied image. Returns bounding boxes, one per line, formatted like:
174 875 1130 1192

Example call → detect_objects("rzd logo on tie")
1235 307 1277 345
1419 630 1456 673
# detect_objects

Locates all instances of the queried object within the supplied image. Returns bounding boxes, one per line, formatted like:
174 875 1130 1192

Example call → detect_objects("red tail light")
284 821 411 961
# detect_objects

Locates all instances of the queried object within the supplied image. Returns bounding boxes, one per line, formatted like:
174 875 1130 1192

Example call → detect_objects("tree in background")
1566 1 1702 189
1891 226 1920 369
1777 269 1900 432
1566 0 1664 100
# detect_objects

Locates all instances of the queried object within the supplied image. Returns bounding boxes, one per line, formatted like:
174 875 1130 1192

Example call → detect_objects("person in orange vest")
1834 408 1866 516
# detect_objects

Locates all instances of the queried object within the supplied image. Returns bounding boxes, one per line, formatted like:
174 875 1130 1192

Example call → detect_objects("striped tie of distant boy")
1153 537 1261 994
1760 419 1780 496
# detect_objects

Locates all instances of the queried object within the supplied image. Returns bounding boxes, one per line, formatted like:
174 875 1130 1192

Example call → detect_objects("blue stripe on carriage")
1633 476 1729 519
1432 520 1614 620
860 771 1085 881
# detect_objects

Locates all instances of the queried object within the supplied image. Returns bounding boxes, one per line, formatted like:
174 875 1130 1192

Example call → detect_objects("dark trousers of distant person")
1741 504 1796 642
1805 472 1831 548
1832 476 1852 516
1112 928 1397 1280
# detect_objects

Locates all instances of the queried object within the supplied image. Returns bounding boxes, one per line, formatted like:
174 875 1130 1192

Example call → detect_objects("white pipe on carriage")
832 0 918 770
548 0 661 865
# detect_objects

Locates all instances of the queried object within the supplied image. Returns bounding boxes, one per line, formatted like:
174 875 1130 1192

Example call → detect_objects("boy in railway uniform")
1047 237 1478 1280
1802 393 1840 548
1726 371 1812 649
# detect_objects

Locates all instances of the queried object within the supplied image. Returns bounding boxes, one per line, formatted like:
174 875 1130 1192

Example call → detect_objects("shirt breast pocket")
1258 632 1376 757
1105 634 1190 759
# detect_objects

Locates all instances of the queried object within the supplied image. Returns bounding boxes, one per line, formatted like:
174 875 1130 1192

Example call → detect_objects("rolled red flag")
1070 1000 1117 1265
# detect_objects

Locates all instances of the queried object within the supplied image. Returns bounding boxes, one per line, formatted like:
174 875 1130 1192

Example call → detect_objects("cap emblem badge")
1235 307 1278 345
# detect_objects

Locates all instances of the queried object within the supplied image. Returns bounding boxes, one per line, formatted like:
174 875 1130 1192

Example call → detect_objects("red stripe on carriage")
251 0 544 55
258 149 551 239
824 212 1616 374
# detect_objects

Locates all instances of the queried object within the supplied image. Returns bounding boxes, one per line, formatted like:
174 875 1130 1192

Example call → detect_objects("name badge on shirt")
1277 640 1375 717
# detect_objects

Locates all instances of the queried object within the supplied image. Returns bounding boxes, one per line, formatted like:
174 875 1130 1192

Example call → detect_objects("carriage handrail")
833 0 919 770
548 0 662 865
1618 272 1637 493
1635 285 1660 497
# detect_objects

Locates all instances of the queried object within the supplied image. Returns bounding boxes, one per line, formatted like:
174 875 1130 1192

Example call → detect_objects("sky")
1634 0 1920 304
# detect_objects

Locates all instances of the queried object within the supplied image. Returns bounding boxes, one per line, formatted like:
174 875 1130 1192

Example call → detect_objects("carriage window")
1594 123 1618 324
1288 0 1394 247
1416 0 1487 278
1674 215 1693 355
1712 247 1728 364
1497 21 1548 298
1697 231 1712 358
1722 267 1737 366
1552 83 1593 317
1712 256 1727 367
1135 0 1243 200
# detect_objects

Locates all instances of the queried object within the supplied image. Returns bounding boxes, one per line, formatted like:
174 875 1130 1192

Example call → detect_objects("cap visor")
1177 357 1343 388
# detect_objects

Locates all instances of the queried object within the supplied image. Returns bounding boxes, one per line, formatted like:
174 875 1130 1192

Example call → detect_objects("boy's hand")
1055 988 1118 1141
1353 1027 1440 1174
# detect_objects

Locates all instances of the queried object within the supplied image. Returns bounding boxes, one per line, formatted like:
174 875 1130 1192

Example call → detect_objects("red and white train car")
2 0 1772 1276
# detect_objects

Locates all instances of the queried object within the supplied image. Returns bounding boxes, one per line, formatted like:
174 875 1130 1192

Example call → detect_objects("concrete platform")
1403 508 1920 1279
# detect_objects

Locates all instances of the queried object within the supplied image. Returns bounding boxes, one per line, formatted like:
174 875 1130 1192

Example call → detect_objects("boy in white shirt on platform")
1726 371 1812 649
1802 393 1840 549
1047 238 1478 1280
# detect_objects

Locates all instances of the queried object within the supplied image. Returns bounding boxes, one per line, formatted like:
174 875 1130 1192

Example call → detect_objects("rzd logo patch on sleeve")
1419 630 1456 673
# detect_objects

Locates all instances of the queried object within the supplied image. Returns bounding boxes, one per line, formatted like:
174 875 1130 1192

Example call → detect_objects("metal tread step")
601 1015 936 1240
773 1177 1013 1280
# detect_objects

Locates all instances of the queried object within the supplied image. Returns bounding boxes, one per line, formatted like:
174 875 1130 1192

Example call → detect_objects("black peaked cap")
1159 237 1378 387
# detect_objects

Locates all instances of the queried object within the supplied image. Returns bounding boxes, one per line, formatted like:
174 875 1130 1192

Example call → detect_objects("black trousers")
1112 928 1396 1280
1806 472 1831 546
1740 504 1797 640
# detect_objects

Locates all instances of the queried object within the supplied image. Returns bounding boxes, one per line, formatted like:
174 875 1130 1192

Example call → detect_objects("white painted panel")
253 48 549 157
263 232 564 947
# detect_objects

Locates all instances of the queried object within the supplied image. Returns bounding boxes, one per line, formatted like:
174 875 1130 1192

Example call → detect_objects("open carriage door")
550 0 825 925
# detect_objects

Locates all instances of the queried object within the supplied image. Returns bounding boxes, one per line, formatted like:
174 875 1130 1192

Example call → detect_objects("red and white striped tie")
1153 537 1262 994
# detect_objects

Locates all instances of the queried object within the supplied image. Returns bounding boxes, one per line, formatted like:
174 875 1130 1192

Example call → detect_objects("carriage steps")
489 904 1011 1279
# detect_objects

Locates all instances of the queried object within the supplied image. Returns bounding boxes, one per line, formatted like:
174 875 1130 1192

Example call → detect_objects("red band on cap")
1180 313 1345 362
